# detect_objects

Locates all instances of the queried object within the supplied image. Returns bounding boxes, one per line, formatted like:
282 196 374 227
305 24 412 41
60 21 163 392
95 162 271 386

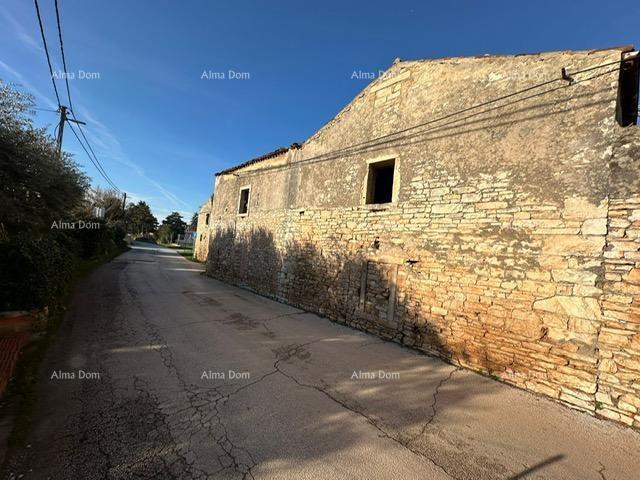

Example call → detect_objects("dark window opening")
205 213 210 225
616 54 639 127
366 159 395 204
238 188 250 214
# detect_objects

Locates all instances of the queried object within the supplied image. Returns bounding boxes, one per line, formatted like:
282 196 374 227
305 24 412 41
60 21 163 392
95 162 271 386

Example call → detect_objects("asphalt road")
3 242 640 479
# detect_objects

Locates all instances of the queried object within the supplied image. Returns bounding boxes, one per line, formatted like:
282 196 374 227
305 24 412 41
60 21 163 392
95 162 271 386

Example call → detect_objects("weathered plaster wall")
196 49 640 427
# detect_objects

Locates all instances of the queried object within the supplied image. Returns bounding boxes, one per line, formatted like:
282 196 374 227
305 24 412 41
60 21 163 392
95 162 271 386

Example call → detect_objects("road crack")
272 342 460 480
410 366 461 443
598 462 608 480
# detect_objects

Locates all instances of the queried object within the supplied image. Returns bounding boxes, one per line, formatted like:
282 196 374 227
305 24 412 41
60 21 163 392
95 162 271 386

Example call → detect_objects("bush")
0 224 126 311
74 220 112 258
157 224 173 244
0 81 128 312
0 234 76 311
112 225 127 250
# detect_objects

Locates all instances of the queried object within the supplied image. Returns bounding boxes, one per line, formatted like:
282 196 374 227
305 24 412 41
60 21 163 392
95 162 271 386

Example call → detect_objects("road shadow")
507 454 565 479
203 225 534 478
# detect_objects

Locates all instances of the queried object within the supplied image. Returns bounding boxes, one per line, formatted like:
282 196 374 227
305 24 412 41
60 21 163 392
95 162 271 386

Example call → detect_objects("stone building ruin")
195 47 640 427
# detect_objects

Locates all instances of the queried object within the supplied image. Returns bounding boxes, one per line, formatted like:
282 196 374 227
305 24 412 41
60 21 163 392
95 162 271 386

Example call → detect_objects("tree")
125 201 158 237
83 187 125 224
0 80 88 239
189 212 198 230
160 212 186 244
156 224 173 244
0 80 127 310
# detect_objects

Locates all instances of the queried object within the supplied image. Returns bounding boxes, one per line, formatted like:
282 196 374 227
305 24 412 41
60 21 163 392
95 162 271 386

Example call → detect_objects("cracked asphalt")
3 242 640 479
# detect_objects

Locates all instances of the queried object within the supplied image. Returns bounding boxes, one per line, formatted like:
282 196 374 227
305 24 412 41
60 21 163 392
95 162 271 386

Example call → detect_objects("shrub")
0 234 76 311
0 81 128 312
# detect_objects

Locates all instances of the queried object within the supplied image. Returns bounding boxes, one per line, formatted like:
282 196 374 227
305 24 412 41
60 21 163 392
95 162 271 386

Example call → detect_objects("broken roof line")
215 143 301 176
214 45 633 177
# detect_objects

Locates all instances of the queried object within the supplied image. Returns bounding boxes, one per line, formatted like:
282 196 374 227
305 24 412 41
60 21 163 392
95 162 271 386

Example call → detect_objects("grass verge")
176 248 197 262
159 243 199 263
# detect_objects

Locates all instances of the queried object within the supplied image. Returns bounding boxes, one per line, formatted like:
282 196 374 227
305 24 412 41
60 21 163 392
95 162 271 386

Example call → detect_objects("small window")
205 213 210 225
199 234 203 241
238 187 250 214
366 159 395 204
616 54 639 127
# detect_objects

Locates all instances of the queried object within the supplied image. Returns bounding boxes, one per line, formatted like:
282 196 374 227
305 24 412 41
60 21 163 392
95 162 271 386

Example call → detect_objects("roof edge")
395 44 635 64
215 143 301 176
213 45 634 177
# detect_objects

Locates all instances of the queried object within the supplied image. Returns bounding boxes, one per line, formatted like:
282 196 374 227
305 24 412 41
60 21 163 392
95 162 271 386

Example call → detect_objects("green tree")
189 212 198 230
0 80 127 310
159 212 186 244
125 201 158 237
156 224 173 244
0 80 88 239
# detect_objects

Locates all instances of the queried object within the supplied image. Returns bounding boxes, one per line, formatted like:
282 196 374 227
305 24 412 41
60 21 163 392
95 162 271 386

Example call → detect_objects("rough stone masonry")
195 47 640 427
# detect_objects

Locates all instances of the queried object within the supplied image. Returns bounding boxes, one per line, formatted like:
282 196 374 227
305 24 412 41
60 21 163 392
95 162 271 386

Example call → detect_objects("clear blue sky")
2 0 639 221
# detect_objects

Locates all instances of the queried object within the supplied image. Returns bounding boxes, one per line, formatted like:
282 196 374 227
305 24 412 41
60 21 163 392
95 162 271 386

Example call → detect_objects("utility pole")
56 106 67 155
56 105 86 156
122 192 127 213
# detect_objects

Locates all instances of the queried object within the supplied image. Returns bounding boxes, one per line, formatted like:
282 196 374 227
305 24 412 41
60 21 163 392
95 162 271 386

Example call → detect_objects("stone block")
625 268 640 285
595 391 614 405
429 187 450 197
533 296 601 320
572 285 602 297
563 197 607 220
542 235 605 257
619 394 640 410
552 367 597 394
431 204 462 214
461 193 482 203
581 218 607 235
618 398 638 413
551 269 597 285
504 316 544 339
477 201 508 210
617 357 640 372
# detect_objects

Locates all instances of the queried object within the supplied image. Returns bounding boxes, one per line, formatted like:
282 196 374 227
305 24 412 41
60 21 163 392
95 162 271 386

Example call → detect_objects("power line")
570 56 636 76
313 78 563 165
50 0 121 193
33 0 61 107
67 120 121 192
346 66 620 158
233 56 636 179
76 121 121 193
296 55 637 170
326 67 619 163
54 0 73 113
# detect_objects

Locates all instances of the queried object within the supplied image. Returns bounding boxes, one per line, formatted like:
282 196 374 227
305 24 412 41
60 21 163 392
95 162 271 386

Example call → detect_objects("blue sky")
2 0 639 221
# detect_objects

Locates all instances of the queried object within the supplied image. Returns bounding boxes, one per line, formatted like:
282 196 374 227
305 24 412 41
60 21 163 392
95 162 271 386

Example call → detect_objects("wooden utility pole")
56 106 67 155
56 105 86 156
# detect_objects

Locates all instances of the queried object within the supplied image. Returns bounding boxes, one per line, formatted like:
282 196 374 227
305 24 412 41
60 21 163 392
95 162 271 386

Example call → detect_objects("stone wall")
597 196 640 423
196 48 640 427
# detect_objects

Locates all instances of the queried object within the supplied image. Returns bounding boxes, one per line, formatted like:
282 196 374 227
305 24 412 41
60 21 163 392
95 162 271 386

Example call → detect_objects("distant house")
176 230 196 247
196 47 640 426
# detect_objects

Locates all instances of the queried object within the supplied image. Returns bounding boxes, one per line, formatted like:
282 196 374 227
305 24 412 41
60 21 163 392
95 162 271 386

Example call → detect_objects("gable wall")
195 49 640 427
